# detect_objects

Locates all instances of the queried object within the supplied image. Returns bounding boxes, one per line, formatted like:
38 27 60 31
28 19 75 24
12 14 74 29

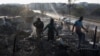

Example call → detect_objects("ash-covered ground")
0 16 100 56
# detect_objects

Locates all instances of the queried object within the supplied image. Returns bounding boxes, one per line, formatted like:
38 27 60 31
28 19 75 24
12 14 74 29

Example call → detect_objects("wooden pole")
93 26 97 49
12 34 17 56
68 0 71 31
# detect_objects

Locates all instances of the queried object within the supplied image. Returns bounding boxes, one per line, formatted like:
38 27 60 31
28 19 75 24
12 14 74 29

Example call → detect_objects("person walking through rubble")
43 18 58 41
72 16 88 48
33 18 44 38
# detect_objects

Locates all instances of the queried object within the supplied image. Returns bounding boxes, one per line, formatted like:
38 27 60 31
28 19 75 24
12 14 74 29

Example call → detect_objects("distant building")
78 2 88 6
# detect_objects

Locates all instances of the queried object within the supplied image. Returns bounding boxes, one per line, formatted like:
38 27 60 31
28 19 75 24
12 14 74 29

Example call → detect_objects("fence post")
93 26 97 49
12 34 17 56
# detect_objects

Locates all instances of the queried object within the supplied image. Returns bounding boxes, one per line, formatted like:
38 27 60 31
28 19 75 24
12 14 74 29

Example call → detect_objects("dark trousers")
36 29 43 38
76 31 85 48
48 33 54 41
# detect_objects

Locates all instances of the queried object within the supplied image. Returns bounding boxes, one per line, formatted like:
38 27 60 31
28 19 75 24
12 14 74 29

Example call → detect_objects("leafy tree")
72 6 86 16
0 5 34 16
20 7 34 17
91 8 100 16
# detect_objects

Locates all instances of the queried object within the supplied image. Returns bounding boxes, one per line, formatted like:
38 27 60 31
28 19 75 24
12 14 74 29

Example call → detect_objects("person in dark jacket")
43 18 58 41
34 18 44 38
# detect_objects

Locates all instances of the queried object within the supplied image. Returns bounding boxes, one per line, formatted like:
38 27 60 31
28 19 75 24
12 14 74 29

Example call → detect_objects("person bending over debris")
43 18 58 41
33 18 44 38
72 16 88 48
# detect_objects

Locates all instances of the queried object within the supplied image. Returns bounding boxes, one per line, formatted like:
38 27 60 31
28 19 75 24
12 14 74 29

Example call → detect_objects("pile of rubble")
0 29 80 56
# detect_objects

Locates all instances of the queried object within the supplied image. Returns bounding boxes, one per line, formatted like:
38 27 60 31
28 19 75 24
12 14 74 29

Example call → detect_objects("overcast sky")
0 0 100 4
